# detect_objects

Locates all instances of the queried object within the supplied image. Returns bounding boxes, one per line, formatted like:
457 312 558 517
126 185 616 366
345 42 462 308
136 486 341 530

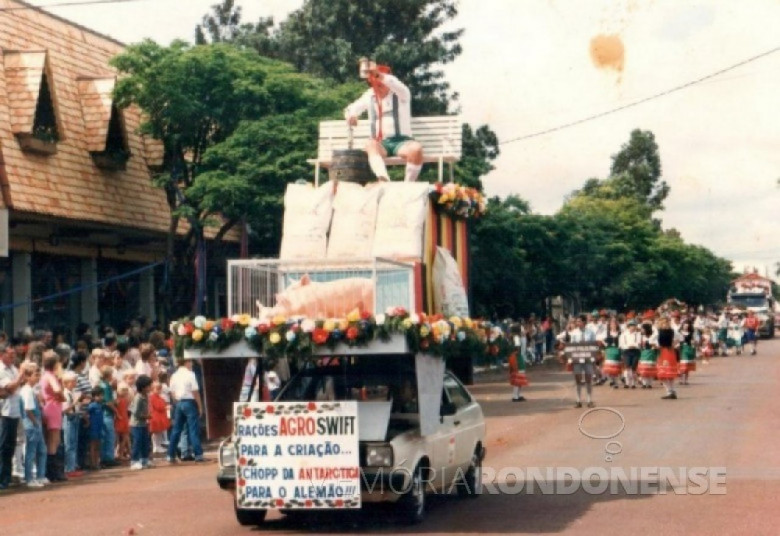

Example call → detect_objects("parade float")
172 179 504 440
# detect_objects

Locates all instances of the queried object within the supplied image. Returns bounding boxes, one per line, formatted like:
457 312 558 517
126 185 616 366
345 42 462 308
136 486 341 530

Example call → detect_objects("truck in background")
727 272 776 338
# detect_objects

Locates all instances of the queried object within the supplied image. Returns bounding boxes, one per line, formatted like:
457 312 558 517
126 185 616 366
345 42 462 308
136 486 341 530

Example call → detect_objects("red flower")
360 310 372 320
305 500 313 508
258 323 270 334
346 326 359 341
335 499 344 507
275 499 284 507
265 405 275 414
238 479 246 487
435 182 443 193
307 402 317 411
221 318 235 331
243 407 252 417
184 323 195 335
239 457 247 466
312 328 329 345
393 307 407 316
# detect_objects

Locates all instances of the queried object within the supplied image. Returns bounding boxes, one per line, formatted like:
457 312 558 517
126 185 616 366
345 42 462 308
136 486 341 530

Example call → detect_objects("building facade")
0 1 225 340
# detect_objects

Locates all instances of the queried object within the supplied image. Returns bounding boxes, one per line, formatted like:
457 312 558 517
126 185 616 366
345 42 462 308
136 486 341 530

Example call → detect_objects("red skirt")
678 361 696 373
656 348 679 380
637 363 657 378
602 361 622 377
510 372 529 387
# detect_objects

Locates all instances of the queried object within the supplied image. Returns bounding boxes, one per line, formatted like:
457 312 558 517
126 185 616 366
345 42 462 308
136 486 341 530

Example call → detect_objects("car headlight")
365 445 393 467
219 442 237 468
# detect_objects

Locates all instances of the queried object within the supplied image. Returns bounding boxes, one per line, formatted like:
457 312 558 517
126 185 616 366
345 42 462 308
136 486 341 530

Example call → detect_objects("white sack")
326 182 382 259
279 182 334 260
372 182 429 260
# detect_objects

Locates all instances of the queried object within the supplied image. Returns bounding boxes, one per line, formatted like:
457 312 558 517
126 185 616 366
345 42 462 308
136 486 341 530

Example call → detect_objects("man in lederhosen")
344 62 424 182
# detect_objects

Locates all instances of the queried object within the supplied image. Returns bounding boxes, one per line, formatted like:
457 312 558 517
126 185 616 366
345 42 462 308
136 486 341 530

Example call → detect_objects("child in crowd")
21 364 48 488
86 387 105 470
129 375 153 470
62 371 84 478
114 383 131 460
149 381 171 454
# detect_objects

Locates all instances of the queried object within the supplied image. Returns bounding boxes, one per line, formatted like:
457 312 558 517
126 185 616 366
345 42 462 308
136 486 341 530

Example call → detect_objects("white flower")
231 314 241 322
177 324 187 336
209 331 219 342
301 319 316 333
193 315 207 329
385 306 395 316
285 330 296 342
375 314 386 326
249 317 261 328
409 313 420 324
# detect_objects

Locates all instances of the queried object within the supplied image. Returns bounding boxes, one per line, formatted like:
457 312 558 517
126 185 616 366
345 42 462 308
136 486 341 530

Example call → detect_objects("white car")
218 352 486 525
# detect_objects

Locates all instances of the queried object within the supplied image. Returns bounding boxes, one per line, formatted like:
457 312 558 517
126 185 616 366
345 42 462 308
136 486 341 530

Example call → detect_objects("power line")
0 0 150 11
500 44 780 146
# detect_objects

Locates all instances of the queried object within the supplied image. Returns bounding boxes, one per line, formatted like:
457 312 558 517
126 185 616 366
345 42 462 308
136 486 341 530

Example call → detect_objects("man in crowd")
0 343 23 490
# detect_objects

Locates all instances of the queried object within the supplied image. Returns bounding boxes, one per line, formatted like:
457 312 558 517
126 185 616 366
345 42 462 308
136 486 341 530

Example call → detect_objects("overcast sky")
33 0 780 280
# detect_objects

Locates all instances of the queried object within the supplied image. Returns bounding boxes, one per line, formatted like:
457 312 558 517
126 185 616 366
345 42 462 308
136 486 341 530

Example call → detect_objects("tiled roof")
0 1 238 242
3 49 47 135
76 76 114 152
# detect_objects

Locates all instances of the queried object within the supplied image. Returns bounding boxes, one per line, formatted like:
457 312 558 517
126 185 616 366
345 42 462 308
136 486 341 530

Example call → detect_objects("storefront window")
98 258 142 331
30 253 80 341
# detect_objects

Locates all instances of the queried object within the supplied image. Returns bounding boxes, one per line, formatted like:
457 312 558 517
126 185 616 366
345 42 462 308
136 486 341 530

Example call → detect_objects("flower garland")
172 307 511 365
429 182 486 220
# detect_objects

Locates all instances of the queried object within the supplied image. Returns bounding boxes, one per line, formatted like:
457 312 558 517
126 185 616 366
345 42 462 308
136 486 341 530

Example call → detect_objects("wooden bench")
308 115 462 185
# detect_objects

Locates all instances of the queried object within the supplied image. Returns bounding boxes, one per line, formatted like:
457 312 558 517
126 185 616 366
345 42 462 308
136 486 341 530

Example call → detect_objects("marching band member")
559 316 596 408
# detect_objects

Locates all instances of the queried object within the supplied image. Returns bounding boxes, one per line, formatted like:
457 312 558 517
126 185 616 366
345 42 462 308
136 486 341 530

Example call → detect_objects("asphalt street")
2 337 779 536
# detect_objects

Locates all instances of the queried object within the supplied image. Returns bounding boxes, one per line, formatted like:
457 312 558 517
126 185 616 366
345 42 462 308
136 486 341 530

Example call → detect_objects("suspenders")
369 94 400 140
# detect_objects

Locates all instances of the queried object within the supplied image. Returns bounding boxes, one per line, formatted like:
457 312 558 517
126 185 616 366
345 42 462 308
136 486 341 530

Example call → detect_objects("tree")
609 129 669 212
195 0 498 192
110 41 340 316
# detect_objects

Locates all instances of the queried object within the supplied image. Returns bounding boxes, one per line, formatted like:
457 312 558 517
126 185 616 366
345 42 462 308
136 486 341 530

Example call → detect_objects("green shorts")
381 135 414 157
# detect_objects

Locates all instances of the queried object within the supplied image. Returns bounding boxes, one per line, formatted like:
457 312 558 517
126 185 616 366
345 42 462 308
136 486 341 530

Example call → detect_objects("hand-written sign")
234 401 360 510
564 342 601 363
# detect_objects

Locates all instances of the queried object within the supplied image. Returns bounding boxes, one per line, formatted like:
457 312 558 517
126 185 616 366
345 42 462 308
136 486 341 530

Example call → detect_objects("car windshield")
730 295 769 308
276 355 419 414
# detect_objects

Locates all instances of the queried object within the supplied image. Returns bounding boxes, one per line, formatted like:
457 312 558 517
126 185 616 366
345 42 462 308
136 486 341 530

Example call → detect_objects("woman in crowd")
39 351 66 481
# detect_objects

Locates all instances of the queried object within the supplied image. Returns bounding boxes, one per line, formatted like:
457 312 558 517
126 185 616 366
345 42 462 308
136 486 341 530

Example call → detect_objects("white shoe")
142 461 155 469
27 481 44 488
38 477 50 485
130 462 143 471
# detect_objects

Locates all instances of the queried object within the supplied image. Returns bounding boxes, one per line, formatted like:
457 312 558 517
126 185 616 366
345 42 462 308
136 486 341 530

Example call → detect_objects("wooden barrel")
328 149 374 185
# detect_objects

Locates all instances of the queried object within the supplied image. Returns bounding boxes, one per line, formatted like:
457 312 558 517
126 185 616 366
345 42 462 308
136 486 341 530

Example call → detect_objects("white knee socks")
368 153 389 180
404 163 422 182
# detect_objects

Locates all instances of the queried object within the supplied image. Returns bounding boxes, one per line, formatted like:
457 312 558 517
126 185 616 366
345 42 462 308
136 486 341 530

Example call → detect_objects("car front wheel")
399 464 426 524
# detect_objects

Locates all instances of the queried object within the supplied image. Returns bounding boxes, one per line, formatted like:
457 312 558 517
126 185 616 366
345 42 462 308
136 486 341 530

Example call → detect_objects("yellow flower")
203 320 215 332
269 332 281 345
272 314 286 326
420 325 430 337
464 317 474 329
339 319 349 331
191 329 204 342
346 309 361 323
402 318 413 329
449 316 462 329
238 314 251 326
323 319 336 332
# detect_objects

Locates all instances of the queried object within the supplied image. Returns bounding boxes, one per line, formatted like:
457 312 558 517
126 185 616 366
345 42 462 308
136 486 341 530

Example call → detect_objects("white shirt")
135 360 153 378
20 383 37 414
88 364 102 388
619 330 642 350
0 362 22 418
344 74 413 138
170 366 198 401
